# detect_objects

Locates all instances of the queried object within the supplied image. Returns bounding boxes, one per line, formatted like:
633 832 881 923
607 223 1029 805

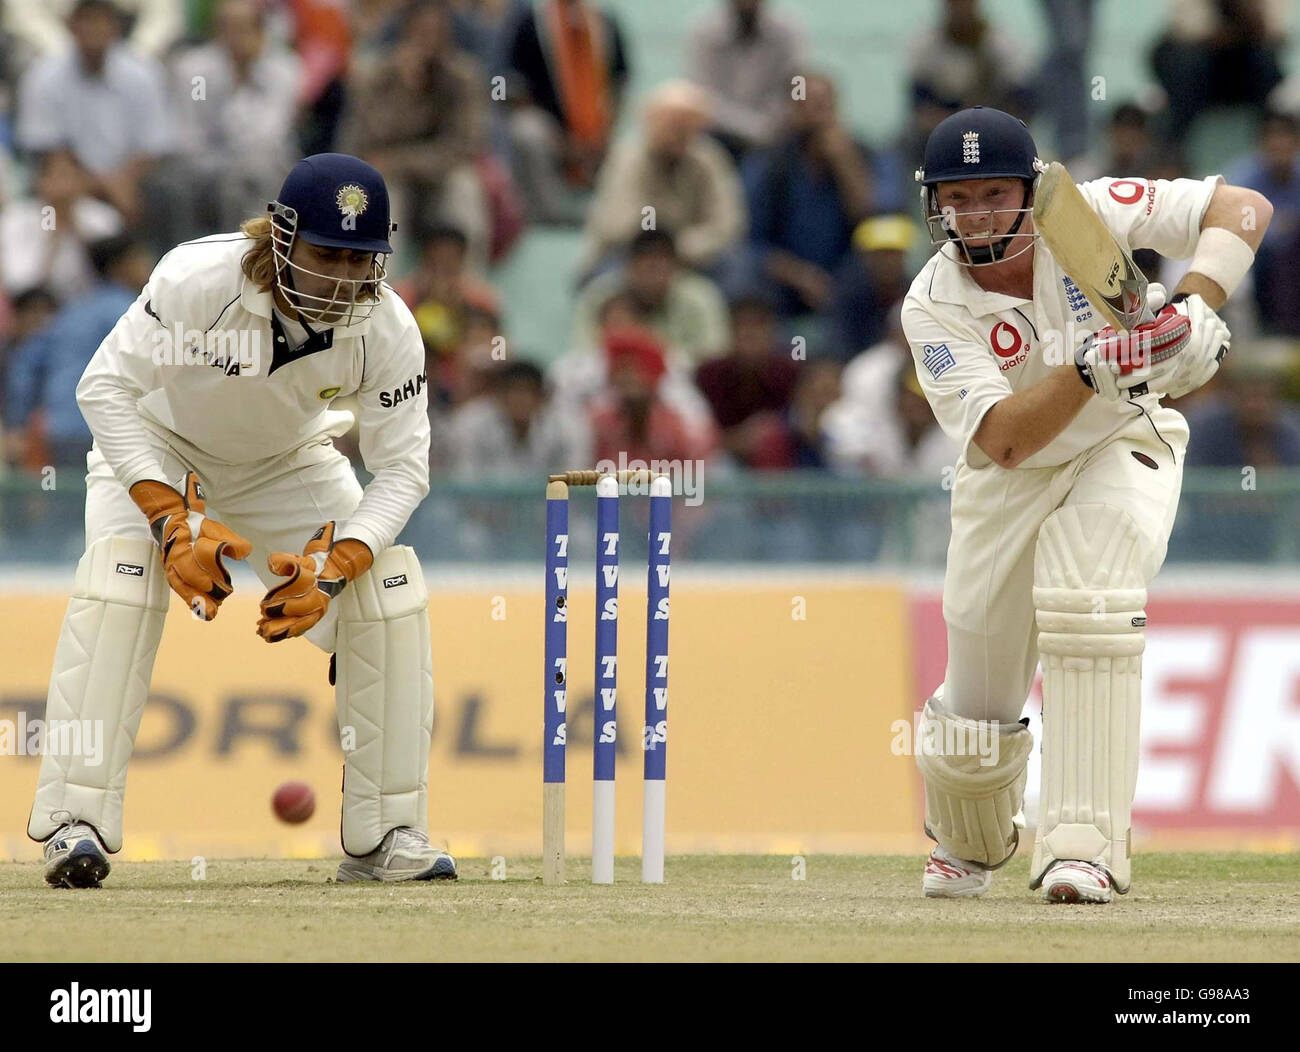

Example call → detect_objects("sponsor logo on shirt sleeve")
378 371 428 408
921 342 957 380
1108 180 1145 205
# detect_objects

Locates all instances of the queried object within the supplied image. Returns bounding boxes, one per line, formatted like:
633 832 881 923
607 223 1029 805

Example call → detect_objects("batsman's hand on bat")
1076 283 1186 402
1161 292 1231 400
130 472 253 620
257 522 373 643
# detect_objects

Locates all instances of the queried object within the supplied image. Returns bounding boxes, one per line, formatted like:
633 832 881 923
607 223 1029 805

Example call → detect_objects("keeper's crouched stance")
28 154 454 887
905 109 1270 903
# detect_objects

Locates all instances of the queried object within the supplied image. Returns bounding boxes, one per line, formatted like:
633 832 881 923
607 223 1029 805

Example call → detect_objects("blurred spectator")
1184 354 1300 467
15 0 181 247
829 214 916 361
574 228 730 364
1151 0 1287 147
909 0 1036 123
734 72 872 318
353 0 517 84
281 0 352 156
504 0 629 223
694 295 798 468
686 0 806 160
446 359 593 478
829 306 909 433
3 235 153 469
579 79 744 277
1036 0 1094 162
447 0 523 74
824 319 958 477
1228 109 1300 335
339 0 490 268
352 0 416 75
759 358 841 468
1070 103 1161 183
0 288 60 469
396 226 502 406
1 149 123 299
550 290 718 442
414 304 505 472
169 0 302 233
589 324 716 466
1177 350 1300 561
6 0 184 61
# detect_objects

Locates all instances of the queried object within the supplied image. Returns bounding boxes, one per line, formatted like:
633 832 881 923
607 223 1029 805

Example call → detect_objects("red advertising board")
910 593 1300 833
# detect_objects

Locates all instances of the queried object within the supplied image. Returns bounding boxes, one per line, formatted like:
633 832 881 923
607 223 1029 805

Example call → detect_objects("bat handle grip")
1126 298 1159 397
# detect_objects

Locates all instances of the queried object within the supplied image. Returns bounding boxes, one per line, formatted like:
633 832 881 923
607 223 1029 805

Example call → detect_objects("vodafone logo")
990 322 1026 370
990 322 1023 357
1109 180 1145 205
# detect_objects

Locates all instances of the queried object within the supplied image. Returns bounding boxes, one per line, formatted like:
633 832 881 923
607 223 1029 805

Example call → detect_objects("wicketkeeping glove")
257 521 373 643
129 472 253 620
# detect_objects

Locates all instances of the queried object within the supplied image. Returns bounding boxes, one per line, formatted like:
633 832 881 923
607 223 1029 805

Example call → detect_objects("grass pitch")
1 853 1297 962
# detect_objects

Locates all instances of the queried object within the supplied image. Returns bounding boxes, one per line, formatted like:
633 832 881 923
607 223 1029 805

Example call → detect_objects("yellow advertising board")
0 576 922 861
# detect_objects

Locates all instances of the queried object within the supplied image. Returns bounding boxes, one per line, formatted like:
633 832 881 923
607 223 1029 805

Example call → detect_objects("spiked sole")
45 842 110 889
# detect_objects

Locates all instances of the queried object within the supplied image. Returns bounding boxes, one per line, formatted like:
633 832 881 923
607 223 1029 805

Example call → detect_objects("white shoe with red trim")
922 845 992 898
1043 858 1113 903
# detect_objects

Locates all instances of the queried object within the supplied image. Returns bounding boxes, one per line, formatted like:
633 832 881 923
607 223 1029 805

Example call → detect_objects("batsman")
903 107 1271 902
28 154 454 887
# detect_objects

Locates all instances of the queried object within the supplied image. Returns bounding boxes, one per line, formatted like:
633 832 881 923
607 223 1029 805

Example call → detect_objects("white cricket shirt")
902 174 1221 469
76 232 431 556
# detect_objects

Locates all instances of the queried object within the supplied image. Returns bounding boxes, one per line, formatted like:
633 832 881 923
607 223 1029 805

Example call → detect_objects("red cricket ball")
272 781 315 824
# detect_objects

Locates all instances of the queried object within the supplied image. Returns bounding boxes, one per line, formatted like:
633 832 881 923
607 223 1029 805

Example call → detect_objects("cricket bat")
1032 161 1151 331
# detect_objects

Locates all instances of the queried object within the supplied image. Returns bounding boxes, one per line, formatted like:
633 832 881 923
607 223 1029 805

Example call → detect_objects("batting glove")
1075 285 1188 402
1161 292 1231 400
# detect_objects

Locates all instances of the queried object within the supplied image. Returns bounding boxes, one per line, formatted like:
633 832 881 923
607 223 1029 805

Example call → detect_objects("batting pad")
335 545 433 856
28 536 169 852
1030 504 1146 893
915 695 1034 868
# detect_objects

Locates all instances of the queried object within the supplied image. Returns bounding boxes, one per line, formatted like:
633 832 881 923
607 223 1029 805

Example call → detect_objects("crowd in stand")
1 0 1300 489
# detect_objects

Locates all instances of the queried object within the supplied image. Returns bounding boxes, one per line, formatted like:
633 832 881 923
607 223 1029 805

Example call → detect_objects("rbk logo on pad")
382 574 408 588
116 564 144 576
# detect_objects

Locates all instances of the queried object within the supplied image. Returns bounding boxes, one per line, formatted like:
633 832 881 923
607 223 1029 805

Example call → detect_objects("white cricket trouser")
939 406 1188 724
85 419 365 652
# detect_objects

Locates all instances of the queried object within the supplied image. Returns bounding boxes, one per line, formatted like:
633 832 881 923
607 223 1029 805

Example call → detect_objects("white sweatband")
1189 226 1255 300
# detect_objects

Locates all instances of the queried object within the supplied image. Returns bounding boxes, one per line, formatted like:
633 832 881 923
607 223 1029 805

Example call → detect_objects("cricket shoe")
336 827 458 883
1043 859 1112 904
43 815 111 889
923 845 991 898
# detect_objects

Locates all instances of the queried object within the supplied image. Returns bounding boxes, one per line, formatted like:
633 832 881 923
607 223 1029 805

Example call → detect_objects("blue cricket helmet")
917 106 1040 186
272 153 395 254
266 154 396 326
915 106 1043 266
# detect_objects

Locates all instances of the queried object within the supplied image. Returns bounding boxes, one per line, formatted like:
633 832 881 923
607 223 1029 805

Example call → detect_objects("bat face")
1033 161 1149 331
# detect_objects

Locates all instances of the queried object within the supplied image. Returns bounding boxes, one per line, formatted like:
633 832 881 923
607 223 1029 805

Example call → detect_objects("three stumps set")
543 470 671 885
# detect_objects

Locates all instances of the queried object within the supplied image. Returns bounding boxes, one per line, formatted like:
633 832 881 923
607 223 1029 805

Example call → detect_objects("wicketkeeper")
29 153 454 886
904 107 1270 902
